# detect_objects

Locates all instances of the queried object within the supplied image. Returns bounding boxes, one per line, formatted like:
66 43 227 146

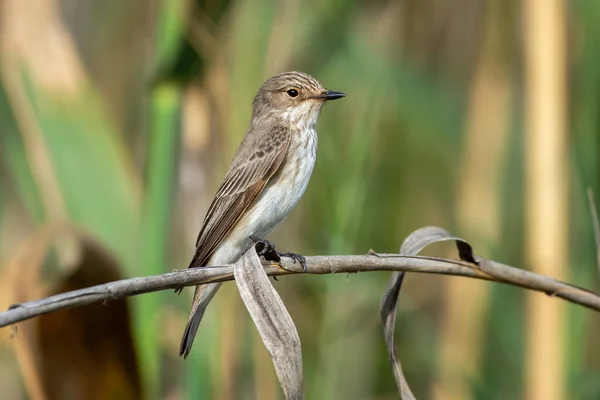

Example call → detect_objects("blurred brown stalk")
524 0 568 399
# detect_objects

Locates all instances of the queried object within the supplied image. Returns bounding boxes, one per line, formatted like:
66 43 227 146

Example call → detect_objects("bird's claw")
249 235 281 262
249 235 307 272
279 252 307 272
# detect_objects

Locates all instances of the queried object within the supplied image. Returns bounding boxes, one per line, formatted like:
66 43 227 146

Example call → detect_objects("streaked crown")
261 71 323 94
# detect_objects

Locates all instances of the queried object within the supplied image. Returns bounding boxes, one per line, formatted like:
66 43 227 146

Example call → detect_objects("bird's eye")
286 89 299 98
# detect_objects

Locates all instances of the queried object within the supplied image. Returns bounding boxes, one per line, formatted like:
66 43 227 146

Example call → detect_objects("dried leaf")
234 249 303 400
380 271 415 400
399 226 477 264
381 226 478 399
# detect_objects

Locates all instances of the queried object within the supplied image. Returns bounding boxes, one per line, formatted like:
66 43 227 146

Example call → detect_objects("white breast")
249 128 317 235
209 128 317 265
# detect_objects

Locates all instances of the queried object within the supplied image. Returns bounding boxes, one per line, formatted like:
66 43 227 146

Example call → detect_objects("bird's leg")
249 235 307 272
249 235 281 262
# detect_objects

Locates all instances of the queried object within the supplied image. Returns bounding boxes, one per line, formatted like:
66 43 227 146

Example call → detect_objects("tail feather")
179 282 223 358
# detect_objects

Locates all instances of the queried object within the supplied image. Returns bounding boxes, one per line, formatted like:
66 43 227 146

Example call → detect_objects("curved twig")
1 254 599 328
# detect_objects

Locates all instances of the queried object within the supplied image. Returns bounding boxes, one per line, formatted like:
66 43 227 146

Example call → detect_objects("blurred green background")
0 0 598 399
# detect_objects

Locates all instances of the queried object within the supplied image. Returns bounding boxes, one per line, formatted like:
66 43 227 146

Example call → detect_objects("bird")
179 71 345 358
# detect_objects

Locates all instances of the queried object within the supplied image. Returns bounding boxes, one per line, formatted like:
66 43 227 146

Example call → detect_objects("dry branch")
2 253 599 328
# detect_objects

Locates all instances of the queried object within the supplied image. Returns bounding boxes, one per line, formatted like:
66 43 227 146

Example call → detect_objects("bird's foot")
279 252 307 272
249 235 281 262
249 235 307 272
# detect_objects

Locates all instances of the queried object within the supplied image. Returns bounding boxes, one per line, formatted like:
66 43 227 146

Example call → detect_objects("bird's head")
252 71 345 129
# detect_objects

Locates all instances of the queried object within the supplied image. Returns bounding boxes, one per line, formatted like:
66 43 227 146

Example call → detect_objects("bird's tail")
179 282 223 358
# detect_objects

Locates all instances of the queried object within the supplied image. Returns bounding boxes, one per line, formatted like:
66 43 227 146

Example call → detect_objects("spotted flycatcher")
179 71 345 358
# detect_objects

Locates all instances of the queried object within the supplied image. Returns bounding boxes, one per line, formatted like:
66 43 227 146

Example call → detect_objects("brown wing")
188 125 290 268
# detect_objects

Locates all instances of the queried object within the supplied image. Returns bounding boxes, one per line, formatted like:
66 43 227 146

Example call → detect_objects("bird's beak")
313 90 346 101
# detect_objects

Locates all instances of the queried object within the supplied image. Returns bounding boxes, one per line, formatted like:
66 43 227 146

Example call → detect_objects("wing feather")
188 126 290 268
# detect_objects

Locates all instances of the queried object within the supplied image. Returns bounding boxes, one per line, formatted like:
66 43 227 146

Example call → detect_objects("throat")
282 104 321 130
